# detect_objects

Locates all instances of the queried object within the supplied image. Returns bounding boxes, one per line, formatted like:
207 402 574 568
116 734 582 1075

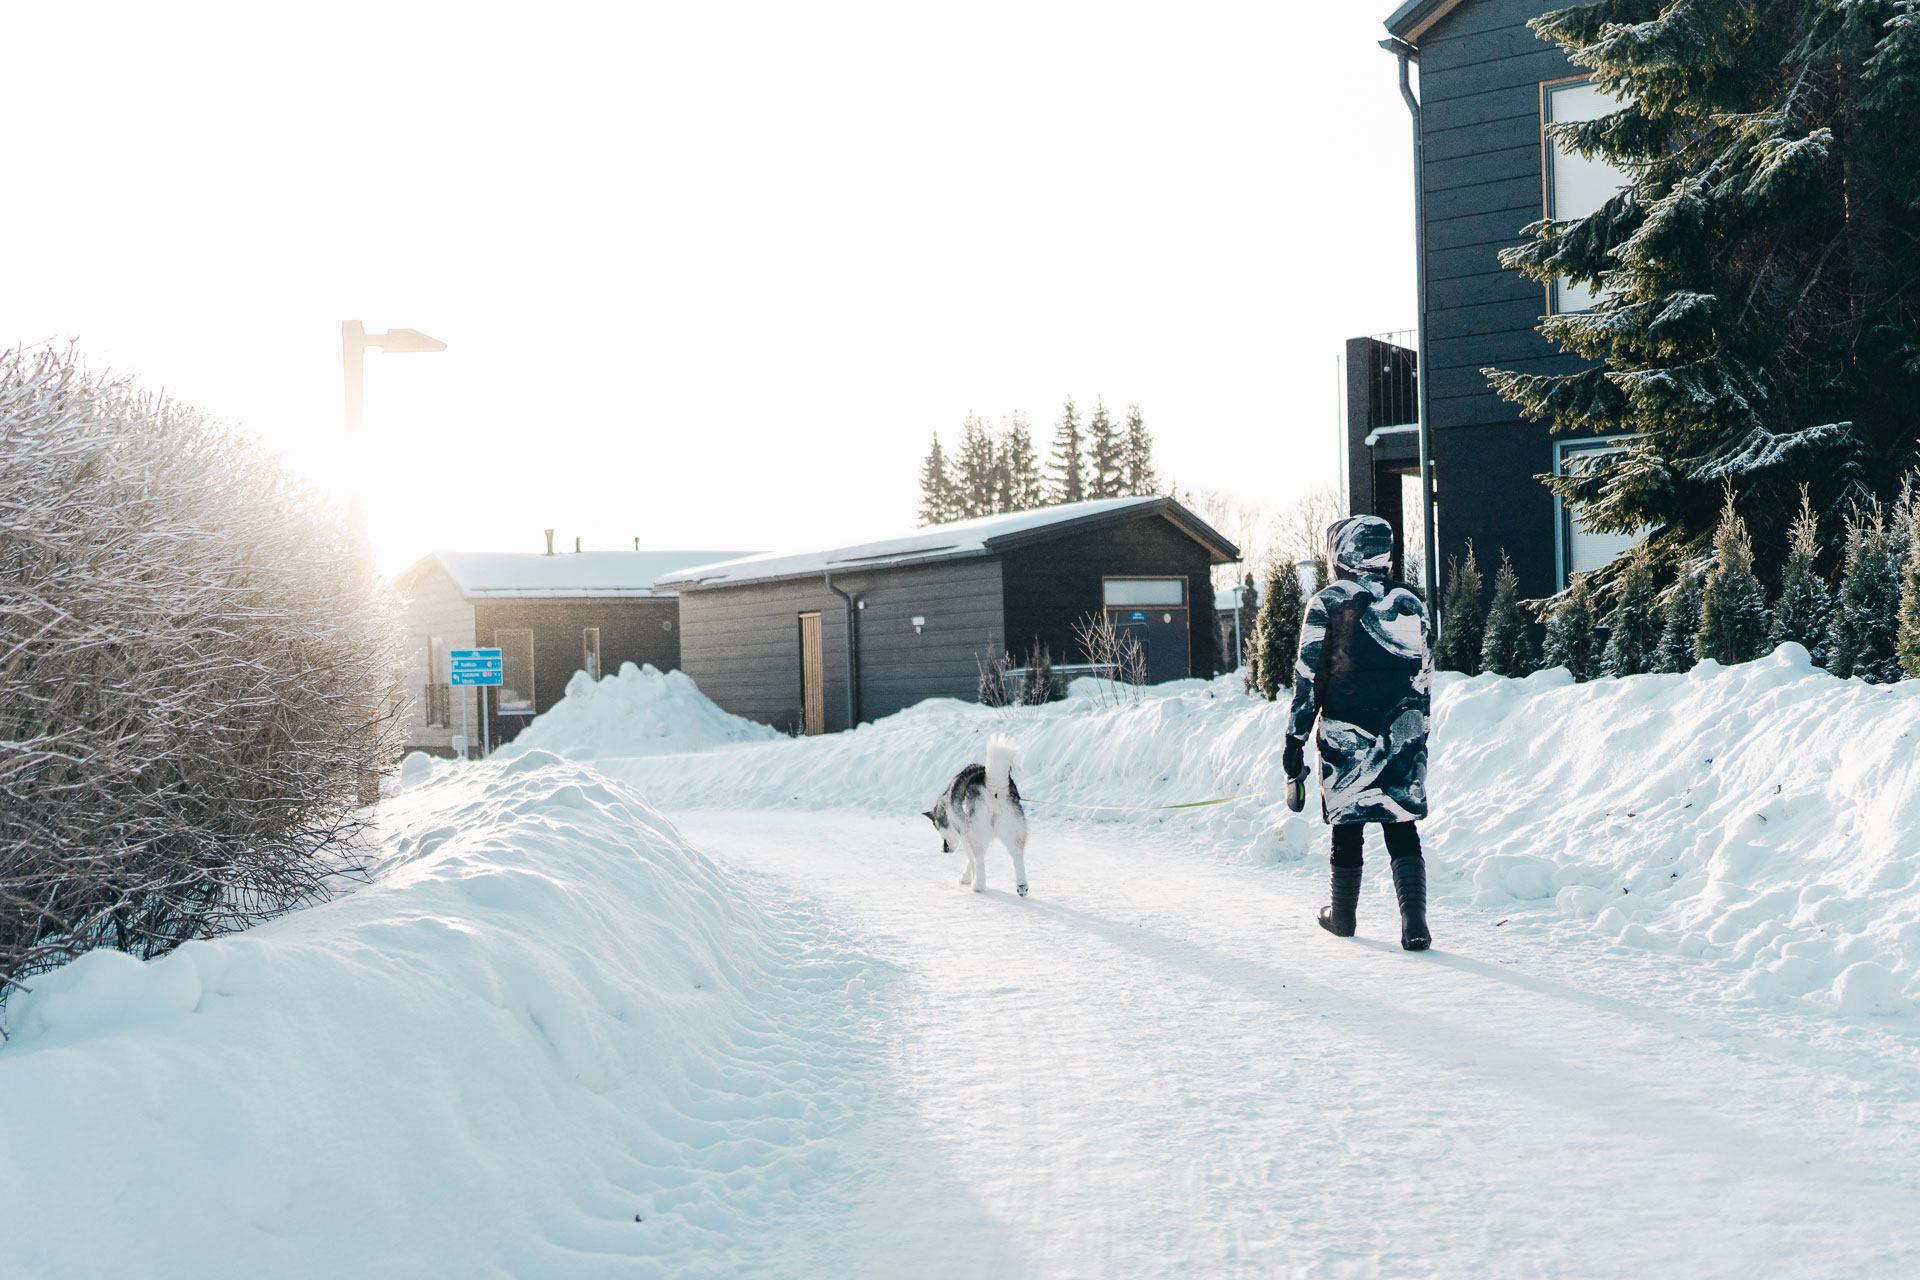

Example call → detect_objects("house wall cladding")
676 559 1005 735
1417 0 1584 600
399 564 477 755
999 517 1218 676
474 597 682 745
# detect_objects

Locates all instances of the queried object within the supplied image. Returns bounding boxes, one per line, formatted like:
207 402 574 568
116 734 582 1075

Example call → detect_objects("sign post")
449 648 504 758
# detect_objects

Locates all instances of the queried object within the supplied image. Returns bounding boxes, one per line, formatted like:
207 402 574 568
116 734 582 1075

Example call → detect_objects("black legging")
1329 821 1422 869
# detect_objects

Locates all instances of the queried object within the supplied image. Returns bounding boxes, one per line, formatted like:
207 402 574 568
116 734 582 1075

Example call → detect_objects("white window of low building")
1555 437 1642 585
495 628 536 715
1102 578 1186 607
1544 79 1629 315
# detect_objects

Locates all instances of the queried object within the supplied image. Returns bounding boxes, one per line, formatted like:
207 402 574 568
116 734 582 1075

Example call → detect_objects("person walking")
1282 515 1433 950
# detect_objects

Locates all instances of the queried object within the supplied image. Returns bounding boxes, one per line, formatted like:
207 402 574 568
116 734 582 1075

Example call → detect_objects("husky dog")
923 737 1029 896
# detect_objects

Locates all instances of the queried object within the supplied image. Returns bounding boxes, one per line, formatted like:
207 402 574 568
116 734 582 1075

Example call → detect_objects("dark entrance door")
1106 606 1190 684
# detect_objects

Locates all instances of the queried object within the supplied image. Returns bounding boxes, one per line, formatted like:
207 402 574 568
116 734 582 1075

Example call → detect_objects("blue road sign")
449 647 504 687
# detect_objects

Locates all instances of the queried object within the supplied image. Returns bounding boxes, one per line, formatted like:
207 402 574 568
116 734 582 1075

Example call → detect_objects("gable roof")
401 549 751 600
1385 0 1470 42
657 496 1240 590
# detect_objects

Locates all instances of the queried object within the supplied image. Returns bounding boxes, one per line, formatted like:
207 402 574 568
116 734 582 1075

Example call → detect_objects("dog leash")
1022 794 1255 813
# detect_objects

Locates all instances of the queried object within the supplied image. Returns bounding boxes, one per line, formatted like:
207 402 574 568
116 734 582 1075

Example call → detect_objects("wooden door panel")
799 612 825 736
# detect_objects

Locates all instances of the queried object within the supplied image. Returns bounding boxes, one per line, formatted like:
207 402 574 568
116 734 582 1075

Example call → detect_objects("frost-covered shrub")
1655 568 1704 674
1245 559 1302 699
1540 573 1602 681
1435 544 1485 676
1 345 402 1003
1826 506 1903 684
1769 488 1832 664
1695 489 1769 666
1603 545 1659 676
1478 552 1534 678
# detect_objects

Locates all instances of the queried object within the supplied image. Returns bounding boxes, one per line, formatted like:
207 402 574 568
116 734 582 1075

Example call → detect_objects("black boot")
1391 855 1430 951
1317 864 1362 937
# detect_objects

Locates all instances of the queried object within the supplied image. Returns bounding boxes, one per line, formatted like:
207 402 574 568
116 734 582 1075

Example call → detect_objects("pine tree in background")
1827 507 1904 683
1488 0 1920 581
1246 559 1303 699
1480 553 1535 678
916 433 958 526
1541 574 1603 681
1695 489 1771 665
953 415 998 520
1769 487 1834 663
998 414 1046 512
1048 399 1087 505
1233 570 1259 672
1602 544 1659 676
1084 401 1123 499
1655 569 1703 674
1120 404 1158 495
1434 544 1486 675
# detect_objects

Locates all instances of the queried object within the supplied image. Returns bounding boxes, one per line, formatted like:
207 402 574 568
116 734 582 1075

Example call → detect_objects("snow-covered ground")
4 652 1919 1277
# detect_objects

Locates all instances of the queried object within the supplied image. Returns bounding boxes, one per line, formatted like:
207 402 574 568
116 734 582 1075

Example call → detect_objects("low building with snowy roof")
655 497 1240 736
393 540 748 756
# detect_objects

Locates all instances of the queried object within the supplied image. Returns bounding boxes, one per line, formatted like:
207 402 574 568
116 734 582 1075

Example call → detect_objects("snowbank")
604 646 1920 1017
0 754 881 1277
499 661 780 762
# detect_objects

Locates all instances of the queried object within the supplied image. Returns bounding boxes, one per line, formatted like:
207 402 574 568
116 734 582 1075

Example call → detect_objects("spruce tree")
1246 559 1303 699
1479 552 1535 677
1084 400 1123 499
1900 503 1920 679
998 414 1046 512
916 433 957 526
1488 1 1920 578
954 414 997 519
1235 571 1260 672
1435 543 1485 675
1769 487 1834 663
1655 569 1703 674
1541 573 1603 681
1695 489 1771 665
1827 507 1904 682
1120 404 1158 495
1047 399 1086 505
1603 544 1659 676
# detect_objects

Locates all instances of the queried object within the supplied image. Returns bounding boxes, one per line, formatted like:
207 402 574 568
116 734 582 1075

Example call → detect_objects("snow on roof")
423 550 752 599
658 497 1236 589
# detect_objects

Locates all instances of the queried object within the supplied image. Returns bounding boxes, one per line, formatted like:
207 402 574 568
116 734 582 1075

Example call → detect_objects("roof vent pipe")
574 536 582 554
633 536 641 551
544 528 555 556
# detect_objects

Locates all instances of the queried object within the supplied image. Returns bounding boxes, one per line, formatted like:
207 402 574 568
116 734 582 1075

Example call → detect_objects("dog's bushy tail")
984 735 1021 798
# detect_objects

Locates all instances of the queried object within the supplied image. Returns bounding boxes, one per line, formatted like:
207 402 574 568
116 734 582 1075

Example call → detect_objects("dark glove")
1283 737 1306 782
1285 775 1307 813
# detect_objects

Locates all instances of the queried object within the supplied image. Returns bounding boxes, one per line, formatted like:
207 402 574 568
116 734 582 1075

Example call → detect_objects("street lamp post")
341 319 446 566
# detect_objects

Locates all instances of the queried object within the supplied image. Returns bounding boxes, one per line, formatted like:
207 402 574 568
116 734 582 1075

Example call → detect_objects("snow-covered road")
673 808 1920 1279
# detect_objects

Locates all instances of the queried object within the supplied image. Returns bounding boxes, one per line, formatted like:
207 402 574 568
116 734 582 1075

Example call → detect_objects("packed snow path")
674 809 1920 1279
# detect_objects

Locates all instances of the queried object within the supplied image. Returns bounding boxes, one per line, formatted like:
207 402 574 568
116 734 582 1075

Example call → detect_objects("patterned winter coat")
1284 516 1433 825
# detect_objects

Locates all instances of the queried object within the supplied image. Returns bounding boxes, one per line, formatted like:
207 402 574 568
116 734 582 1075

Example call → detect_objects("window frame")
494 627 537 716
1540 75 1625 317
1101 576 1188 608
1552 434 1642 588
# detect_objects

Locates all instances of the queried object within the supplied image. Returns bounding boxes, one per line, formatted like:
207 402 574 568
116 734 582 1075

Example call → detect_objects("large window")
1544 79 1628 314
495 628 536 715
1102 578 1186 607
1555 438 1641 585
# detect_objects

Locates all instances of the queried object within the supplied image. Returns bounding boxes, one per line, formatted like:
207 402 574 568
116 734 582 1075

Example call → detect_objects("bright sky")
5 1 1414 574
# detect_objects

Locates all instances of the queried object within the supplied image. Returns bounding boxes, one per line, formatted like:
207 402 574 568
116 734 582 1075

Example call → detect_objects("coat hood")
1326 515 1395 578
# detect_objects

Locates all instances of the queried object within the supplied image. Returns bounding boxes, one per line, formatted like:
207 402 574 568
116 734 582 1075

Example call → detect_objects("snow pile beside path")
608 647 1920 1017
0 753 881 1277
502 661 780 761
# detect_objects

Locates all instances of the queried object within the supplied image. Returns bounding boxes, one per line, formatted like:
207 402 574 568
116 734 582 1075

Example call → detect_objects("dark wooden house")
1348 0 1635 601
657 498 1241 735
395 548 745 755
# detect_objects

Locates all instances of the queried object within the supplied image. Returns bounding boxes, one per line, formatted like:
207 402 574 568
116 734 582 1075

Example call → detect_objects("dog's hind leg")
965 835 987 893
1007 813 1030 898
958 851 973 886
